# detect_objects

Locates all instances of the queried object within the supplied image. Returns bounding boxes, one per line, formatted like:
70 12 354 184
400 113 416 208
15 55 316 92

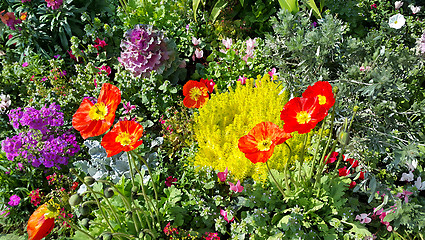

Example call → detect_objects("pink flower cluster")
217 167 244 193
243 38 256 62
29 189 42 206
45 0 63 10
0 11 22 30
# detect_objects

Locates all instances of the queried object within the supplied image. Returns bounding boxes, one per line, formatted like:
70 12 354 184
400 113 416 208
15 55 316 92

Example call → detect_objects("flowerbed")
1 0 425 239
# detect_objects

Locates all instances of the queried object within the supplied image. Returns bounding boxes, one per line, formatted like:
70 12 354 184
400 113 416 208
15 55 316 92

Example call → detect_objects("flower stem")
297 133 309 184
58 215 97 240
266 161 285 198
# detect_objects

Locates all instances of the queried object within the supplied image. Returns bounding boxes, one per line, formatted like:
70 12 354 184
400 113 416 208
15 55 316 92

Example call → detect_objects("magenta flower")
16 162 23 171
8 195 20 206
396 189 413 203
123 101 136 115
268 68 276 78
93 38 107 50
370 3 377 9
45 0 63 10
237 75 247 85
217 167 228 182
22 62 29 67
0 208 10 217
228 180 244 193
355 213 371 224
165 176 177 187
96 65 111 76
325 151 342 164
220 208 234 223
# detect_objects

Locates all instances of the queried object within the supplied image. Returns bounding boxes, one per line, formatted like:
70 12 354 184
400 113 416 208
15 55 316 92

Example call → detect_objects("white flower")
406 159 418 172
388 14 406 29
400 171 414 182
395 1 403 10
192 36 201 46
246 38 256 50
194 48 203 58
222 38 232 49
410 5 421 14
415 177 425 190
0 94 11 112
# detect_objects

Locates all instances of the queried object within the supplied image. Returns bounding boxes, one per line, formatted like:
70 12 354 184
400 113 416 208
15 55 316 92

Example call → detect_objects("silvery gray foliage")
73 140 149 184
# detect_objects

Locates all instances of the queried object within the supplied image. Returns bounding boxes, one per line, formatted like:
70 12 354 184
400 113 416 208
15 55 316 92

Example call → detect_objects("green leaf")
239 0 244 6
210 0 228 23
193 0 201 22
277 0 299 14
305 0 322 18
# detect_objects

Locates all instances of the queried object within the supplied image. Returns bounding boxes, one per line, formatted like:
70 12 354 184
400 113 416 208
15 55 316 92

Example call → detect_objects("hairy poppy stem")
266 161 285 198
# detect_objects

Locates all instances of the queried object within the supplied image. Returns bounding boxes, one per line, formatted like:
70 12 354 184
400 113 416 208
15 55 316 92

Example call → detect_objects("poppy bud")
104 187 114 198
79 204 90 216
102 233 112 240
81 218 90 228
84 176 95 185
338 131 350 146
353 105 359 112
332 86 339 94
69 194 83 206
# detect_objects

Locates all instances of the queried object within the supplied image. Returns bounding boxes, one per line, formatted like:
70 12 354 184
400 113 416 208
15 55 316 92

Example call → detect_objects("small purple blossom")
45 0 63 10
8 195 20 206
396 189 413 203
41 76 48 82
123 101 136 115
355 213 371 224
22 62 29 67
54 54 61 59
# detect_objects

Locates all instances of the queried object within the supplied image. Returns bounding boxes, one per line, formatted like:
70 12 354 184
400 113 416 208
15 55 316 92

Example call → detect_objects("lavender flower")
118 24 177 78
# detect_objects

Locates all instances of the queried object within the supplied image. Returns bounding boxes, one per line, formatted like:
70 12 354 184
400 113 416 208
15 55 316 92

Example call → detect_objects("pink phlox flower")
195 48 203 59
205 232 220 240
217 167 228 182
41 76 48 82
192 37 201 46
237 75 247 85
93 38 107 50
228 180 244 193
159 115 165 124
123 101 136 115
8 195 20 206
0 208 10 217
166 125 173 133
415 176 425 190
200 78 215 93
355 213 371 224
22 62 29 67
396 189 413 203
400 171 414 182
165 176 177 187
268 68 277 77
220 208 234 223
222 38 232 49
96 65 111 76
16 162 23 171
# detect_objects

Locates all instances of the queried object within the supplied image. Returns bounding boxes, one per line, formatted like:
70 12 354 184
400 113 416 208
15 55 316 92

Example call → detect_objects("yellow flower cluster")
192 74 311 182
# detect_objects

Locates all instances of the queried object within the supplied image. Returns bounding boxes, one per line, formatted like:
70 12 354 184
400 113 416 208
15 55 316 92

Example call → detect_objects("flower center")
189 87 203 101
257 139 272 151
116 132 132 146
318 95 327 105
89 102 108 120
296 111 311 124
395 20 398 24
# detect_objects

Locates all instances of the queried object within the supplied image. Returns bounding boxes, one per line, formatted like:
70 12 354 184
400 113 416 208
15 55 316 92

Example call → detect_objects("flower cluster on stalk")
1 103 80 168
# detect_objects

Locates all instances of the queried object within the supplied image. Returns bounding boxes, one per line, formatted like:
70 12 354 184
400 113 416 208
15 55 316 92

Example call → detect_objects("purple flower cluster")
8 103 63 134
118 24 175 78
1 103 80 169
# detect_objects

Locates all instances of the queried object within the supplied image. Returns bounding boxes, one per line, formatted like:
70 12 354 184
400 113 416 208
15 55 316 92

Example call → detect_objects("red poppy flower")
338 166 350 177
72 83 121 139
101 120 144 157
280 97 327 134
27 203 55 240
182 80 209 108
347 158 359 168
302 81 335 111
238 122 292 164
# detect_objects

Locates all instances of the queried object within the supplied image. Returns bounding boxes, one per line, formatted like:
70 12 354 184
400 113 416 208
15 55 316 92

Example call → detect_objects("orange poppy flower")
302 81 335 111
101 120 144 157
182 80 209 108
238 122 292 164
27 203 55 240
72 83 121 139
280 97 327 134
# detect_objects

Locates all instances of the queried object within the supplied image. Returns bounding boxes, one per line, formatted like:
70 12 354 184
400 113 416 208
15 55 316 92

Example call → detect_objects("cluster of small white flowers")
0 93 11 113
